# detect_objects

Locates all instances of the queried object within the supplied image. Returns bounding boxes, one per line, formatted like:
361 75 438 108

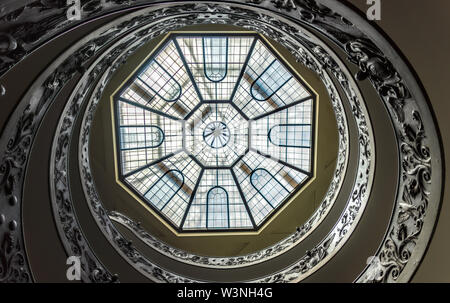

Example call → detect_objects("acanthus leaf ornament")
272 0 297 11
342 20 435 284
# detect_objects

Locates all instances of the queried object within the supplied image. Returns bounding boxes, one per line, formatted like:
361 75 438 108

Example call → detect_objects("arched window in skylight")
145 170 184 210
268 124 311 148
207 186 229 229
203 37 228 82
251 60 292 101
138 59 182 102
250 168 289 208
119 126 164 150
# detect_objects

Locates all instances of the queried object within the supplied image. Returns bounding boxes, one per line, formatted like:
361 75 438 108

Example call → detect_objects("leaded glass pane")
120 126 164 150
268 124 311 147
207 186 229 229
138 60 181 102
251 60 291 101
250 168 289 207
203 37 228 82
145 170 184 209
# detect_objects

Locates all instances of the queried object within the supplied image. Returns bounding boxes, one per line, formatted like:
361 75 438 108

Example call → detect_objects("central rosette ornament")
185 104 248 167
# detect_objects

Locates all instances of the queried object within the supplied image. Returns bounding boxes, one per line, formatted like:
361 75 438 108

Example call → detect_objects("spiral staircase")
0 0 447 283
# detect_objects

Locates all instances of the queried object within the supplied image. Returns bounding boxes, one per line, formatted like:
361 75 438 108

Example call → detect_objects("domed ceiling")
113 33 316 232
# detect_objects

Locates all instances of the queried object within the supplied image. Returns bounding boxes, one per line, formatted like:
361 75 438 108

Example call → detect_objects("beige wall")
347 0 450 282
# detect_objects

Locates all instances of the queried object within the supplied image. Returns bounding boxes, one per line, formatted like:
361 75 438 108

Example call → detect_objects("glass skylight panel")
160 155 201 226
203 37 228 82
176 36 254 100
268 125 311 147
113 33 315 232
251 60 292 101
232 151 307 225
250 168 289 209
206 187 229 229
250 100 313 172
183 169 252 230
139 60 181 102
119 126 163 150
117 100 183 175
145 170 183 209
125 153 201 227
233 40 311 119
122 40 200 119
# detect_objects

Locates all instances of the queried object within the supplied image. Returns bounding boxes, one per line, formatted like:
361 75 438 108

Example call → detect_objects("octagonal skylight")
113 32 316 233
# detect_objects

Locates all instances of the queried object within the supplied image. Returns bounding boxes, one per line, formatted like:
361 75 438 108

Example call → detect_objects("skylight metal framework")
113 32 317 233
